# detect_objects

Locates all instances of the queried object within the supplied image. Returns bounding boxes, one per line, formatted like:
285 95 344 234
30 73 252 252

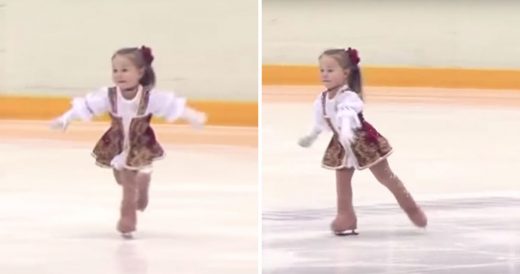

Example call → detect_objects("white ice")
0 122 257 274
263 87 520 274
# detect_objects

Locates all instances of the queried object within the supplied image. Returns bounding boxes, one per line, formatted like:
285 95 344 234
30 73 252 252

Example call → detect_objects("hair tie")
346 47 360 65
140 45 154 65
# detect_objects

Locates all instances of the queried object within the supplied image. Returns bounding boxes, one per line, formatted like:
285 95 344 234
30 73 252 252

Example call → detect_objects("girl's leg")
113 169 139 234
136 172 151 211
331 167 358 235
369 159 427 227
113 168 124 185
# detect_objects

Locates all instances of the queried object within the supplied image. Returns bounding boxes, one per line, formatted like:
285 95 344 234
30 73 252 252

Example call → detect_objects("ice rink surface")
0 121 257 274
263 86 520 274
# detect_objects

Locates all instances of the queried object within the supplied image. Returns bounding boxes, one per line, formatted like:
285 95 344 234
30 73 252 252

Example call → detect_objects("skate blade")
121 233 134 239
334 230 359 236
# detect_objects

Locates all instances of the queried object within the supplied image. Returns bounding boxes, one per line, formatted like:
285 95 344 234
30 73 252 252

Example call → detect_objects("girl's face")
319 55 349 91
112 54 144 91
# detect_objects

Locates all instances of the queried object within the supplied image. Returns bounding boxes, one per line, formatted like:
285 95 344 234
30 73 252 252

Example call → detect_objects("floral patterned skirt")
322 121 393 170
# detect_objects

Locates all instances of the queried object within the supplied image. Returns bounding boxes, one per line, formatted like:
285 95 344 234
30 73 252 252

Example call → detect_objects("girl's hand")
298 134 317 148
190 111 207 129
49 117 69 131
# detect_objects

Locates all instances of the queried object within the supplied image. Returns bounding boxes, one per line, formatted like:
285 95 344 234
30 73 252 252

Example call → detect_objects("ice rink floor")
262 86 520 274
0 121 258 274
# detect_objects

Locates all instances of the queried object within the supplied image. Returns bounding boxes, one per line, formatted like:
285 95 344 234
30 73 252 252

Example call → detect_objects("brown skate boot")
333 168 358 236
331 211 358 236
117 218 136 238
118 190 138 238
402 205 427 228
117 212 137 239
391 180 427 228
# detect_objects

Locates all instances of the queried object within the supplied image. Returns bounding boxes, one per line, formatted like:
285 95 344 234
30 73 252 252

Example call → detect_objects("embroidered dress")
311 85 392 170
65 85 186 171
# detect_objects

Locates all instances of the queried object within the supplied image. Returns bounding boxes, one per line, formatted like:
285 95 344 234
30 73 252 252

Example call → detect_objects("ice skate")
118 198 137 236
121 232 134 239
392 181 428 228
402 204 427 228
117 218 136 237
331 213 358 236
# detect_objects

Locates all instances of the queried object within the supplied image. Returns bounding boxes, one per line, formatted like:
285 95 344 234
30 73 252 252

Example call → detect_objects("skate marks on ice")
263 196 520 274
0 121 258 274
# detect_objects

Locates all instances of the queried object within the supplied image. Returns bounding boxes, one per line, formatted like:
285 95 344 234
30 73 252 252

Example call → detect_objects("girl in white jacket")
51 46 206 238
298 48 427 236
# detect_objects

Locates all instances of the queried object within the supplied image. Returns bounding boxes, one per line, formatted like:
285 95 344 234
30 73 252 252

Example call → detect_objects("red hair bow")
140 45 154 65
346 47 360 65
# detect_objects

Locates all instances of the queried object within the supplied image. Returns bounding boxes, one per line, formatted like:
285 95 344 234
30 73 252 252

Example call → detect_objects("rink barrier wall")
0 96 258 127
263 65 520 89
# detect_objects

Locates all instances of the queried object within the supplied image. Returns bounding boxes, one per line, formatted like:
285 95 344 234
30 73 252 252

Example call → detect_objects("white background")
0 0 257 100
263 0 520 69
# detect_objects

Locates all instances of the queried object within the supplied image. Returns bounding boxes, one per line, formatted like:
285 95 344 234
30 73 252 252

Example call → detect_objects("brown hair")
112 47 156 88
320 48 363 100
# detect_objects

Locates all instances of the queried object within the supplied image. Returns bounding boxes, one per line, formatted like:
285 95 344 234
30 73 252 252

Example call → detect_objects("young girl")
298 47 427 236
50 46 207 238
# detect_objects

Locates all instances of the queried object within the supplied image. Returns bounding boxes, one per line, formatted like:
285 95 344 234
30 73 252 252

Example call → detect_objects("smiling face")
319 54 349 91
111 54 144 91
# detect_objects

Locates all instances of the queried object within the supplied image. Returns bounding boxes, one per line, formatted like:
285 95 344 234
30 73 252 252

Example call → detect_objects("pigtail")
347 66 363 100
140 66 156 88
345 47 363 100
139 46 156 88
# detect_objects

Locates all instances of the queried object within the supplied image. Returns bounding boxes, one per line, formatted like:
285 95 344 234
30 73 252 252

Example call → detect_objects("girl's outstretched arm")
50 88 110 130
149 90 207 128
298 94 325 147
